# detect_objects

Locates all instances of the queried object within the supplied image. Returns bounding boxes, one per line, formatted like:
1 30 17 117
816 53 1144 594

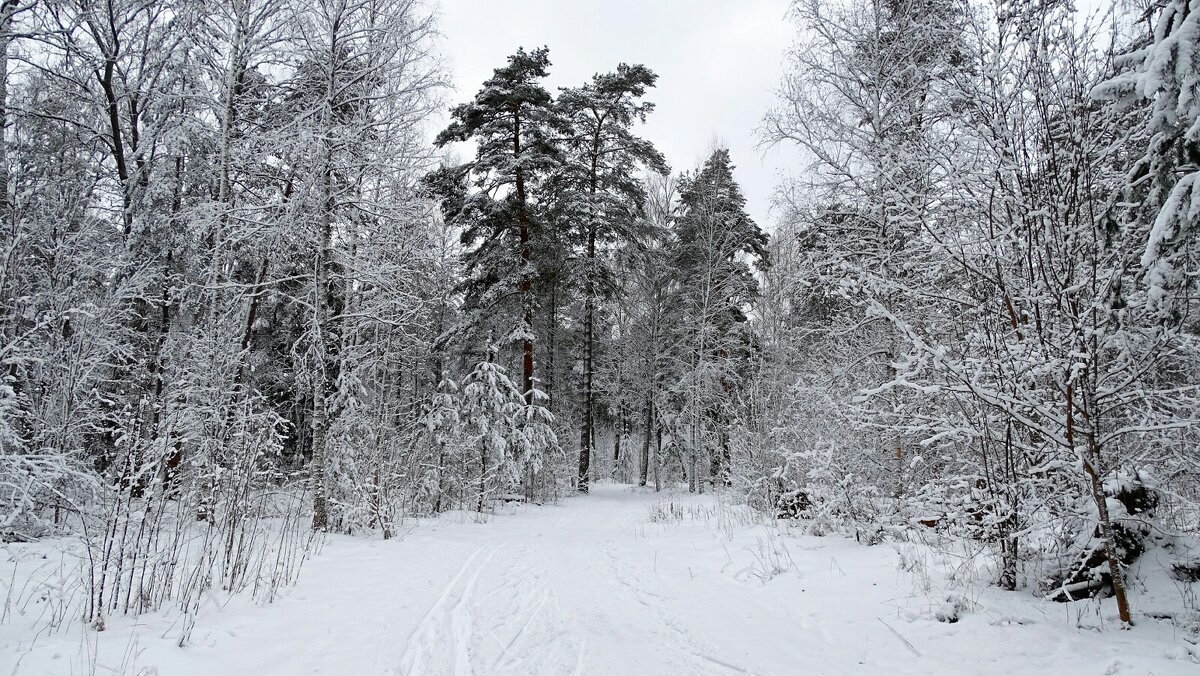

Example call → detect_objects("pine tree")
557 64 666 492
435 47 563 407
458 342 556 510
667 149 767 490
1093 0 1200 324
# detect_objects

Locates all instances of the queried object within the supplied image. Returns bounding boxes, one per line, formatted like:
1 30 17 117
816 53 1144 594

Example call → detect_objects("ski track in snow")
3 484 1197 675
394 547 488 675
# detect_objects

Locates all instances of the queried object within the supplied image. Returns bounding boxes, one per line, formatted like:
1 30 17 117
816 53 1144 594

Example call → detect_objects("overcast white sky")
435 0 797 232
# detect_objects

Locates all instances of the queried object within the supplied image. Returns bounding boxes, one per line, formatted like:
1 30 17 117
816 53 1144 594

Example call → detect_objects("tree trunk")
1068 383 1131 625
577 172 598 492
577 296 593 491
310 211 332 530
0 0 12 227
433 310 447 514
1084 444 1133 625
888 327 904 497
613 411 622 463
434 445 445 514
638 396 652 486
654 424 662 492
614 400 627 482
96 55 134 236
478 440 487 513
512 111 535 405
311 66 337 531
998 422 1019 591
689 422 699 494
546 277 557 411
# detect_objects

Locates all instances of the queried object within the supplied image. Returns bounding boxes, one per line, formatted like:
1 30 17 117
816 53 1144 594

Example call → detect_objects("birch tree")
289 0 441 530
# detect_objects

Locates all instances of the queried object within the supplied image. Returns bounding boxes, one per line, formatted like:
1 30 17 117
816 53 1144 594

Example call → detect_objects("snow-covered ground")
2 484 1197 675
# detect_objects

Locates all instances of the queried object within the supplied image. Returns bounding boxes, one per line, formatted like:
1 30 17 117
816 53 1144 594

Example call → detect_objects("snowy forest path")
175 484 834 675
42 484 1197 675
386 486 762 675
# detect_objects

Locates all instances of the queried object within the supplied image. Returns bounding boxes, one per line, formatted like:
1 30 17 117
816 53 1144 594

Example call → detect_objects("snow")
2 484 1196 675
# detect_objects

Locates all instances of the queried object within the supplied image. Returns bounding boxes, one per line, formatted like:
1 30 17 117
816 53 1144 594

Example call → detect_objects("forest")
0 0 1198 672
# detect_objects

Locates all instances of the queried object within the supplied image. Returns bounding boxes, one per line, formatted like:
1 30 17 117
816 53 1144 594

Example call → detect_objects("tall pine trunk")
577 158 599 492
513 112 535 406
546 277 558 411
